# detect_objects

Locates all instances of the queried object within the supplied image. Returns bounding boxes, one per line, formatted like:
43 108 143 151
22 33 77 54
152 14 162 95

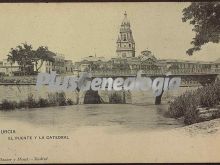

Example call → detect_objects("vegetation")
47 92 69 106
0 92 76 111
182 2 220 55
7 43 55 75
109 92 124 104
168 81 220 124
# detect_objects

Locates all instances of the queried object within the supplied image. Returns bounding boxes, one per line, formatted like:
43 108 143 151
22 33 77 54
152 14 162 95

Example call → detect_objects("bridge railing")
91 70 166 77
90 68 219 77
91 70 136 77
168 68 219 75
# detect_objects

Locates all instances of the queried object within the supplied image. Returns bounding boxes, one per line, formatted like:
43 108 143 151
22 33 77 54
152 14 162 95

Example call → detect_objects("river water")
1 86 209 163
0 85 197 133
1 103 219 163
0 104 184 133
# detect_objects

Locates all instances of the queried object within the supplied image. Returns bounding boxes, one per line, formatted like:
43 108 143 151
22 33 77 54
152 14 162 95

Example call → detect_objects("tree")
33 46 55 72
182 2 220 55
7 43 56 75
7 43 34 75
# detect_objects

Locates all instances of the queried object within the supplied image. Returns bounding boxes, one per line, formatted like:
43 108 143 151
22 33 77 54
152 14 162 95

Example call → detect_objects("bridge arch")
83 90 102 104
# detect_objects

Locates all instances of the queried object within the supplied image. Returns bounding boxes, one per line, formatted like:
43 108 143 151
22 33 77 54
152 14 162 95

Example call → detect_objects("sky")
0 2 219 62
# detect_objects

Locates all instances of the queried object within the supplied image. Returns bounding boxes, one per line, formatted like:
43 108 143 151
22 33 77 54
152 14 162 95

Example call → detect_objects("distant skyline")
0 3 219 62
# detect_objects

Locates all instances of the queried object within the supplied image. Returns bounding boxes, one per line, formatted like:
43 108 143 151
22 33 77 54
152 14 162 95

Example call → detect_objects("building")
64 60 74 73
116 12 135 58
35 60 53 73
53 54 65 74
75 55 106 72
33 50 56 74
0 50 75 75
0 59 20 76
81 56 105 62
33 53 75 74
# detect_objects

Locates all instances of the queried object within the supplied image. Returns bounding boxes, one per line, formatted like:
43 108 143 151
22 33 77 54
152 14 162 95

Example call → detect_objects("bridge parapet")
90 68 219 77
168 68 219 75
91 70 165 77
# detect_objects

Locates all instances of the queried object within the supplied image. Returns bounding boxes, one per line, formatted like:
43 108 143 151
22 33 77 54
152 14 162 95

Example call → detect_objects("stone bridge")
91 68 219 86
78 68 220 105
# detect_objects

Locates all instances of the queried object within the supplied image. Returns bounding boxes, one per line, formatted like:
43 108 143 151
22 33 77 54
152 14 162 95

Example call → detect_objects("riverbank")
168 80 220 124
0 92 76 110
178 118 220 135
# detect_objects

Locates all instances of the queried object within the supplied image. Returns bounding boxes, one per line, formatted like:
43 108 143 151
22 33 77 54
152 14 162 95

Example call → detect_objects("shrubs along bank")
0 92 75 110
168 80 220 125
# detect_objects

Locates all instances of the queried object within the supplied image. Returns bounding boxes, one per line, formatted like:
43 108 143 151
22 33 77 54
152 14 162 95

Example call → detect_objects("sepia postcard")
0 2 220 163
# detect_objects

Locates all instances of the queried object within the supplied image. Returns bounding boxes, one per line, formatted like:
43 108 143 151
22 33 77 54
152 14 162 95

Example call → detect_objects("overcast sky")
0 3 219 62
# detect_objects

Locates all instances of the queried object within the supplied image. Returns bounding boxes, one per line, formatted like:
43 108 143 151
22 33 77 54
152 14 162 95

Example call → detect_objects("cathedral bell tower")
116 11 135 58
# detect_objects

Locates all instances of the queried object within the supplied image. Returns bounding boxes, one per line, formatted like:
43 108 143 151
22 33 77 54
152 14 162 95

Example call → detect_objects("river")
0 104 184 134
2 86 219 163
0 85 197 133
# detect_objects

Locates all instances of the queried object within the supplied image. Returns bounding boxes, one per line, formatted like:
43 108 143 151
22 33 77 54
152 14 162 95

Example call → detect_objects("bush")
56 92 67 106
198 85 218 107
27 94 38 108
184 103 200 125
66 98 74 105
169 91 199 118
17 100 28 109
0 92 75 111
38 98 49 107
48 92 67 106
168 80 220 124
48 93 58 106
1 99 17 110
109 92 123 104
